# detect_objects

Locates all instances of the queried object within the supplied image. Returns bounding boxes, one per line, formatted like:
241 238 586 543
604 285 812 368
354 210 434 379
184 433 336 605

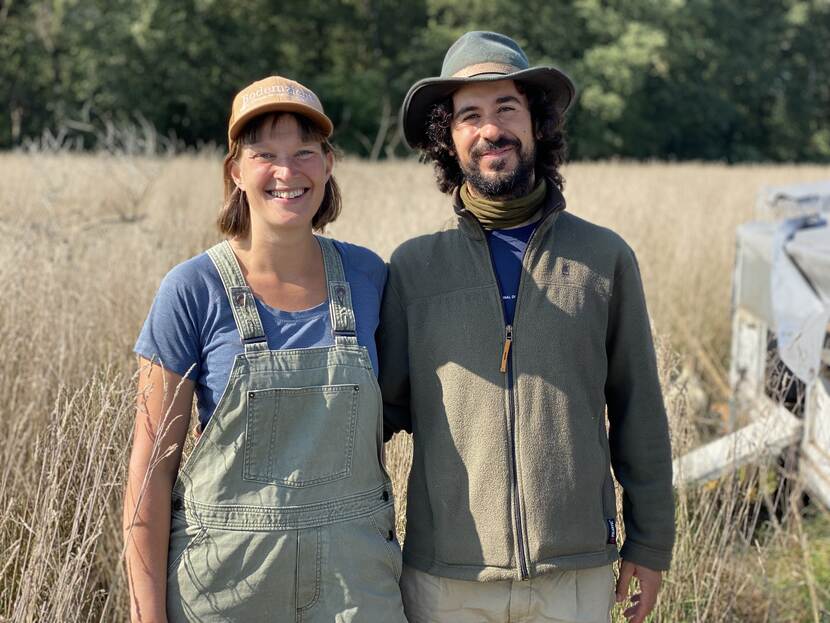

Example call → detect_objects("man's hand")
615 560 662 623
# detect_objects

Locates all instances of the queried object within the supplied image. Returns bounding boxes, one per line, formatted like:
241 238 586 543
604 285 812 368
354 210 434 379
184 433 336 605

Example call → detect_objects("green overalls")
166 238 407 622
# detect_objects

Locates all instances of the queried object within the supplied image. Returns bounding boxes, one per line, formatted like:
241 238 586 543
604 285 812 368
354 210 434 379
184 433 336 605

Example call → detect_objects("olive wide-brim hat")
401 31 576 150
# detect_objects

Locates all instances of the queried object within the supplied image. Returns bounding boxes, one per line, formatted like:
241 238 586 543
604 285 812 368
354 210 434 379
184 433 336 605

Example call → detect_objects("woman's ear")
324 149 334 181
229 158 243 190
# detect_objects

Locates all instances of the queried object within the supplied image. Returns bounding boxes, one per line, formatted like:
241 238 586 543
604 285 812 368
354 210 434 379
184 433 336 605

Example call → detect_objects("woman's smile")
266 187 309 200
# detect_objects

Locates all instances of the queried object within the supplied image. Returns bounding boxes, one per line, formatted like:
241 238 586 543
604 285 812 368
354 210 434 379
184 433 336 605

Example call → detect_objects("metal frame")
675 230 830 509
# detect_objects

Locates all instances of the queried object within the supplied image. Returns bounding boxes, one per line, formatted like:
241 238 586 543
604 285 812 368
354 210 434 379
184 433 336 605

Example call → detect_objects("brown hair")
218 112 341 236
422 81 568 195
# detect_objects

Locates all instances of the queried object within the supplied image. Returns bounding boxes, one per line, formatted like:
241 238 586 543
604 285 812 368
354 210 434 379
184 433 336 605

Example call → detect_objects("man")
379 31 674 623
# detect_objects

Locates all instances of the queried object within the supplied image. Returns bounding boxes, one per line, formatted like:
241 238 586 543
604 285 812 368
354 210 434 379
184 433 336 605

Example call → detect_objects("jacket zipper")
500 325 513 373
483 208 561 581
498 211 556 580
479 233 530 580
503 324 528 579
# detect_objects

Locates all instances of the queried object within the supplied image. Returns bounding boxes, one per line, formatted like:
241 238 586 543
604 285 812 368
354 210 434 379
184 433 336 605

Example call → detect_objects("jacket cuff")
620 539 672 571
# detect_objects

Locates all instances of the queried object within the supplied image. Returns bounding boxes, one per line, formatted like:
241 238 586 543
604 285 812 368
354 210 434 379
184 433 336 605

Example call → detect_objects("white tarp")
735 181 830 384
756 180 830 218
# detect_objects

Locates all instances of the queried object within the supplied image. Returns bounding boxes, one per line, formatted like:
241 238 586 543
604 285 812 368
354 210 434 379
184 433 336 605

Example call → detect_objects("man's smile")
480 145 514 159
471 138 521 163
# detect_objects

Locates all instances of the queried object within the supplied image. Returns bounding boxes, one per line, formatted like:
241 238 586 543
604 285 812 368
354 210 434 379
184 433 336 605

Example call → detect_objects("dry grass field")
1 151 829 622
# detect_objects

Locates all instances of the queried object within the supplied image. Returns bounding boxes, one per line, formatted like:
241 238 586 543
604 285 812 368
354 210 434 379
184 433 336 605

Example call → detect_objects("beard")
462 137 536 200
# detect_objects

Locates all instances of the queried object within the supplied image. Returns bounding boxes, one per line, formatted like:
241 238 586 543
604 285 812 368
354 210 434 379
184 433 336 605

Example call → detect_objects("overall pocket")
243 384 359 487
168 528 298 621
295 527 323 613
166 514 207 576
370 504 403 582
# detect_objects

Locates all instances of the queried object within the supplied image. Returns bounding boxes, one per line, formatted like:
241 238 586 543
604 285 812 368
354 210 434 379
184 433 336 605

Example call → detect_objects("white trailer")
674 181 830 507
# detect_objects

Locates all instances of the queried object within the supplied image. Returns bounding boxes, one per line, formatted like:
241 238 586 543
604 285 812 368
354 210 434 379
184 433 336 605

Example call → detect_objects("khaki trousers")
400 564 615 623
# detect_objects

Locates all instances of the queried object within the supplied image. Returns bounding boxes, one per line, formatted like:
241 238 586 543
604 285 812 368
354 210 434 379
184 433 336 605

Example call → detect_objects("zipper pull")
500 325 513 373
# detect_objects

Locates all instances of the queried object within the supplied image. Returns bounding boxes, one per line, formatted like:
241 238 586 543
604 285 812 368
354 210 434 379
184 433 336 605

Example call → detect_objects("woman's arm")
123 357 194 623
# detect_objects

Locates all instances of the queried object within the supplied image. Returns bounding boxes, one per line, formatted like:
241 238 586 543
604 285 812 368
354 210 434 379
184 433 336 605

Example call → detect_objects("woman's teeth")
268 188 306 199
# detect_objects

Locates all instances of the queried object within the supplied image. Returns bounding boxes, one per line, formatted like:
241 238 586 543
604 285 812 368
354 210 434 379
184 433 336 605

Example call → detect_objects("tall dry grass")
1 151 829 621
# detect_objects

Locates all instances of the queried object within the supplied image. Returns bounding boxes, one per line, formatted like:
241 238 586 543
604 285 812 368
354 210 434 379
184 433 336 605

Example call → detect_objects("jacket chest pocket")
243 384 359 487
535 283 609 376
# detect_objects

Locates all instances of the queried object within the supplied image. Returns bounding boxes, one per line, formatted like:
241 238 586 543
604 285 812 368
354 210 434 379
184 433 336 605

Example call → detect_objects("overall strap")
207 241 269 353
318 237 358 346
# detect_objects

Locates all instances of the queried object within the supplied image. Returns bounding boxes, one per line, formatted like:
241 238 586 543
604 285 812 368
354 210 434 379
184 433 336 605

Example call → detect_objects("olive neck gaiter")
460 178 547 229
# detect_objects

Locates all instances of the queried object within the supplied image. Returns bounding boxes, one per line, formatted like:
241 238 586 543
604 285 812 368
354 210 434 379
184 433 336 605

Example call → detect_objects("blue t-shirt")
485 222 538 324
134 240 386 429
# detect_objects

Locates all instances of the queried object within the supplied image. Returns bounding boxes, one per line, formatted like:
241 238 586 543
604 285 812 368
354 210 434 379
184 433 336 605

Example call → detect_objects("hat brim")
229 102 333 144
400 67 575 150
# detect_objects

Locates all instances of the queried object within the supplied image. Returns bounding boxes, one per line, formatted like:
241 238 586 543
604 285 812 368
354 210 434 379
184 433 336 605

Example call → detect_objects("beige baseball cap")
227 76 333 144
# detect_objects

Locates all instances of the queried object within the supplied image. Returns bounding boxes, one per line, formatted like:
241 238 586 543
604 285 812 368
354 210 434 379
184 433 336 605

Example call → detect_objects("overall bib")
166 238 407 623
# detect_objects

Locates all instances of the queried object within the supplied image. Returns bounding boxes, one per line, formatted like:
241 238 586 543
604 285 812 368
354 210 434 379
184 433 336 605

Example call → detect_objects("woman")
123 76 407 622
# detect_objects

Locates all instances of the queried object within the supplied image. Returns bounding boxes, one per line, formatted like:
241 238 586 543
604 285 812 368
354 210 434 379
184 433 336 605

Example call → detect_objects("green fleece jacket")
378 183 674 581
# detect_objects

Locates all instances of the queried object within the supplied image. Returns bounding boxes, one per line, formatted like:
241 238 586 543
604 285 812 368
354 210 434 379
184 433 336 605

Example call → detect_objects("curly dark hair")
422 81 567 195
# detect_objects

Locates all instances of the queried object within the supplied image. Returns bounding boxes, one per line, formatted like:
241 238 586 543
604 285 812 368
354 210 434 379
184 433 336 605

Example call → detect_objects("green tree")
0 0 827 161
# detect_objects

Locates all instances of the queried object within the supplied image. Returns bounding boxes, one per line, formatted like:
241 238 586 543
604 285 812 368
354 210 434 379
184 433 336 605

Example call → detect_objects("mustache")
470 137 520 159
